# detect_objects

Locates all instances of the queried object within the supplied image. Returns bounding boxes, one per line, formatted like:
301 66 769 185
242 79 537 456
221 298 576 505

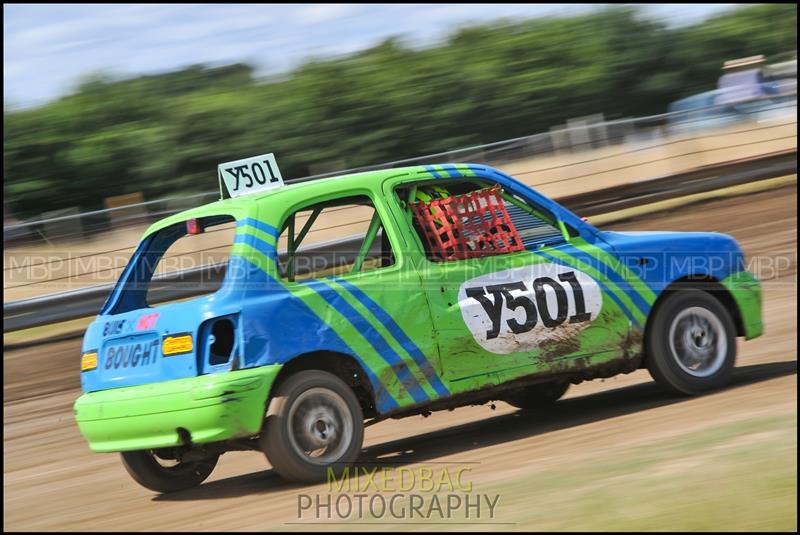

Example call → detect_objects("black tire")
645 288 737 396
505 380 570 409
120 449 218 493
260 370 364 483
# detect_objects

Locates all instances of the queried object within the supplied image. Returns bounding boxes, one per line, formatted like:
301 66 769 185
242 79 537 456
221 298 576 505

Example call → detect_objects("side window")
396 180 565 262
277 195 395 282
503 195 565 249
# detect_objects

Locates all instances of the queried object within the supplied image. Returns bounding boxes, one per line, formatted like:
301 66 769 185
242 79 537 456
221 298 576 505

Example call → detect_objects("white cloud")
291 3 359 25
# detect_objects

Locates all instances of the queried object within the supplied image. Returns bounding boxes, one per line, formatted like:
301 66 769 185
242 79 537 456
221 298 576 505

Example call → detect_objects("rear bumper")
74 365 282 452
721 270 763 340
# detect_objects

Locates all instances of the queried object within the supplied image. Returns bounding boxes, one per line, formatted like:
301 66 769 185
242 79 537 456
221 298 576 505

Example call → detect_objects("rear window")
104 215 236 315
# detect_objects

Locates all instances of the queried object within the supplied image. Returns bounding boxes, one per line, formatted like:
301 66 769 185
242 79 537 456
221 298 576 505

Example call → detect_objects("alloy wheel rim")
286 387 353 465
668 306 727 378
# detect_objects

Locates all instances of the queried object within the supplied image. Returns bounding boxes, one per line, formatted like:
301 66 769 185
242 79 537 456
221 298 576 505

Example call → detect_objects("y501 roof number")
218 153 284 198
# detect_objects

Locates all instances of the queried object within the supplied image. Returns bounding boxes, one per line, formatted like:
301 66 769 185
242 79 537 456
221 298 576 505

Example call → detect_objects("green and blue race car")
74 158 762 491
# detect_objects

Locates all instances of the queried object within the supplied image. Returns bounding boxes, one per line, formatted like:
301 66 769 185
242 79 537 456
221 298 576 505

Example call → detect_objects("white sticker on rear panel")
218 153 283 198
458 263 603 354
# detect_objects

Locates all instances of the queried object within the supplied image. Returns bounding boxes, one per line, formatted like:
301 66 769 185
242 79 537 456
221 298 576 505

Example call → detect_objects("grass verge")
482 414 797 531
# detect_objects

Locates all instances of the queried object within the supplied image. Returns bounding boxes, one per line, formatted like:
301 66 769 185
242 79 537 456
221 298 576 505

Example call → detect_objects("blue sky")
4 3 741 109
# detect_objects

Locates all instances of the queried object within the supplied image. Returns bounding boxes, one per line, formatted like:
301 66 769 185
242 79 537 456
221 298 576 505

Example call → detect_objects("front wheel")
645 288 737 395
120 449 219 493
260 370 364 483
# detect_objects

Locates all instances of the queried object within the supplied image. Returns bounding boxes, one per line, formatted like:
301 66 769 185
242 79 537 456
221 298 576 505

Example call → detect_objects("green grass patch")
485 415 797 531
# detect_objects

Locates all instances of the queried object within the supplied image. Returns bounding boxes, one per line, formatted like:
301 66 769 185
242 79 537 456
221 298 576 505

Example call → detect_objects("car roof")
142 164 471 238
247 164 436 201
141 162 588 240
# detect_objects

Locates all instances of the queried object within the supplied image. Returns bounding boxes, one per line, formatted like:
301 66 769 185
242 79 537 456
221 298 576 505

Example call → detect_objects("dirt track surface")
4 185 797 531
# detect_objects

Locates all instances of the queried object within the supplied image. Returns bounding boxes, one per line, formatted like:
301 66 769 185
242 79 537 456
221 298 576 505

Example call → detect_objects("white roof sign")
218 153 284 198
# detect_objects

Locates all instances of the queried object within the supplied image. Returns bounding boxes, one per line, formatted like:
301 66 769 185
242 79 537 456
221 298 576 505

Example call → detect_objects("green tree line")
4 4 796 219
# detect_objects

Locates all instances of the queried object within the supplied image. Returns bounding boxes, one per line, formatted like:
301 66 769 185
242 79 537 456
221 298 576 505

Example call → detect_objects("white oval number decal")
458 263 603 354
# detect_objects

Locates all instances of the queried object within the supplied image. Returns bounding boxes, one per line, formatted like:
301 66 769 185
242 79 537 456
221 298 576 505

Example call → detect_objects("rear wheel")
505 380 570 409
646 288 737 395
260 370 364 483
120 449 218 493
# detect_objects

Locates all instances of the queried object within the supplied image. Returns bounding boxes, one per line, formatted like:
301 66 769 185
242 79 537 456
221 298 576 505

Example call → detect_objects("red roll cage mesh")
410 186 525 261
